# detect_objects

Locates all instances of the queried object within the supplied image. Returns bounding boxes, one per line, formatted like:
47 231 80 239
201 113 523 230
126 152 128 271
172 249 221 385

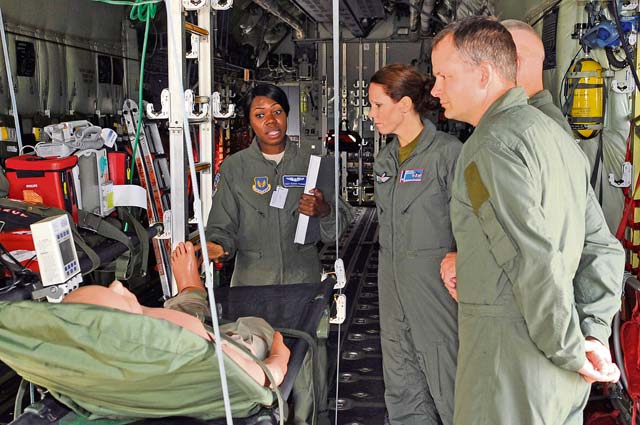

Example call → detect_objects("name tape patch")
282 175 307 188
400 169 424 183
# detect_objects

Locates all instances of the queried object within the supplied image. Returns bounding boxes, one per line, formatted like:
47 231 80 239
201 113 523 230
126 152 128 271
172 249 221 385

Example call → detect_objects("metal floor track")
320 207 385 425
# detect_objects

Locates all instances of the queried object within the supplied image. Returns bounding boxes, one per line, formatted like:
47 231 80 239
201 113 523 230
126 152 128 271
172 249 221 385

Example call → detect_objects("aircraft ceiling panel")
291 0 385 37
346 0 385 20
292 0 333 22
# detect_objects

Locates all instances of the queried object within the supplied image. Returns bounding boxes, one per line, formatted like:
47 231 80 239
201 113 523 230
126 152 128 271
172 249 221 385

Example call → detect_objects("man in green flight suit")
440 19 573 298
501 19 573 135
431 17 624 425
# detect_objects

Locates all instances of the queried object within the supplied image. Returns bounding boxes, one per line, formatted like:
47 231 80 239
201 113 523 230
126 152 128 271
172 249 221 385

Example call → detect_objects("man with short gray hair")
501 18 573 134
431 16 624 425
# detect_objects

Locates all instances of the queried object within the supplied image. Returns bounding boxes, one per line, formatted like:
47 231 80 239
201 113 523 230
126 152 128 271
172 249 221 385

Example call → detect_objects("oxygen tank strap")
590 132 604 205
562 61 583 117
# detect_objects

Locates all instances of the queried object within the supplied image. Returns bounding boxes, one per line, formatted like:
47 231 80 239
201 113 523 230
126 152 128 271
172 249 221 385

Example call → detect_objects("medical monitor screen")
59 237 76 269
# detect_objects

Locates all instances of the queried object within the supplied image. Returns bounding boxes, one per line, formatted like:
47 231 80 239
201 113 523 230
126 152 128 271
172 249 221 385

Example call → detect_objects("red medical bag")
5 155 79 222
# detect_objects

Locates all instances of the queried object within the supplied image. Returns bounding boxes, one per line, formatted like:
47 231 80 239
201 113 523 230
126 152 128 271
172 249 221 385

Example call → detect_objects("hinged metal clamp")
157 210 172 240
182 0 207 10
146 89 170 119
186 34 200 59
211 91 235 119
609 161 633 188
612 69 636 94
185 89 209 121
211 0 233 10
330 294 347 324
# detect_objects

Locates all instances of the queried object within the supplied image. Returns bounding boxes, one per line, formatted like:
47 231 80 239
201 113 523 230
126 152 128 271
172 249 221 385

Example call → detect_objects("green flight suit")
374 119 462 425
450 87 624 425
206 138 339 287
528 89 573 136
205 138 342 425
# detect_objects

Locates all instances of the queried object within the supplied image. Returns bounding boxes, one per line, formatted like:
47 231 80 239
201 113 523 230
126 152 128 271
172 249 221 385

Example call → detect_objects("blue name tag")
400 169 424 183
282 175 307 187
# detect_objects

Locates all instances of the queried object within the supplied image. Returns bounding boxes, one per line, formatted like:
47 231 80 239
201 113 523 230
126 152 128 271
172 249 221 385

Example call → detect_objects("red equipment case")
5 155 79 222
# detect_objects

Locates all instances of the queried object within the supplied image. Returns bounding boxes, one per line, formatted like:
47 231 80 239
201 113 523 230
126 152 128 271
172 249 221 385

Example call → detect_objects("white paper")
270 185 288 209
112 185 148 209
294 155 322 244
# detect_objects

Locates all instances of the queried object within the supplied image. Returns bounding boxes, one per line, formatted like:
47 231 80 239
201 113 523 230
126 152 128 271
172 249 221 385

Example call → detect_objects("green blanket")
0 301 274 420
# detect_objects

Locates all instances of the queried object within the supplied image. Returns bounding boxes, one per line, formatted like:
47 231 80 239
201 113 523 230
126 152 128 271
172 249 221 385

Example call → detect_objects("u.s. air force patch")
252 176 271 194
212 172 221 197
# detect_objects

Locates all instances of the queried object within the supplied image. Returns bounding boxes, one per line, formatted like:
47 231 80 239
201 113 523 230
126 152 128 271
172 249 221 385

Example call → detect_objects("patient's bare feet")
171 242 205 294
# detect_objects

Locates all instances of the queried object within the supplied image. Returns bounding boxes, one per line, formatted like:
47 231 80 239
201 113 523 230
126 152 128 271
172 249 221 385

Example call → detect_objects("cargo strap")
77 208 149 280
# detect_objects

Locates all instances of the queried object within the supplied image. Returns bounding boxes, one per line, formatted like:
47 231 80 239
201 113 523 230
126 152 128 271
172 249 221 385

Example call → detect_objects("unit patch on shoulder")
282 175 307 188
464 161 490 214
252 176 271 194
213 172 221 193
399 169 424 183
376 172 391 183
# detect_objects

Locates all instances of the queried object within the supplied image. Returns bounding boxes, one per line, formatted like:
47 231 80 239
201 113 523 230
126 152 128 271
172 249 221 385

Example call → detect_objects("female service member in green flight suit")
203 83 348 425
369 64 462 425
203 83 340 287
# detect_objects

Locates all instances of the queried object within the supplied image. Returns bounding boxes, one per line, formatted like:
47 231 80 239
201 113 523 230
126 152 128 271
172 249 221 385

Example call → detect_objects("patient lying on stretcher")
62 241 290 388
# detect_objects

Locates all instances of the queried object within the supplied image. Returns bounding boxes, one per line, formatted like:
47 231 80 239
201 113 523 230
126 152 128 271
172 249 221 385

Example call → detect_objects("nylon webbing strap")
590 132 604 205
70 225 101 274
119 207 150 278
562 61 582 117
78 209 134 279
76 209 149 279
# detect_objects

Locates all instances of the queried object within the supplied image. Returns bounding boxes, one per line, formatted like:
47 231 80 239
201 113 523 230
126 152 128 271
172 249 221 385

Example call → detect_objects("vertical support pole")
357 41 363 205
168 0 186 295
341 42 348 200
382 42 387 67
373 42 381 157
633 90 640 271
321 42 328 156
199 4 214 221
95 54 101 118
631 30 640 273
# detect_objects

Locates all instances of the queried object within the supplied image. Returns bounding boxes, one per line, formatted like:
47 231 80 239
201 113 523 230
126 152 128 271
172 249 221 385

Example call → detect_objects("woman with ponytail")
369 63 461 425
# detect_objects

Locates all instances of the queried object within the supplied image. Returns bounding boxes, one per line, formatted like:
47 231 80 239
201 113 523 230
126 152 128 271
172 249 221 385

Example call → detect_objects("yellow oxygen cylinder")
566 58 604 139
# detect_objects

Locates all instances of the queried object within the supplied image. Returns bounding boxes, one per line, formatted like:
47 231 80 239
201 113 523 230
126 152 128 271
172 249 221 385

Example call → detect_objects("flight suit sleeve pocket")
464 162 489 215
477 201 518 267
464 161 517 268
